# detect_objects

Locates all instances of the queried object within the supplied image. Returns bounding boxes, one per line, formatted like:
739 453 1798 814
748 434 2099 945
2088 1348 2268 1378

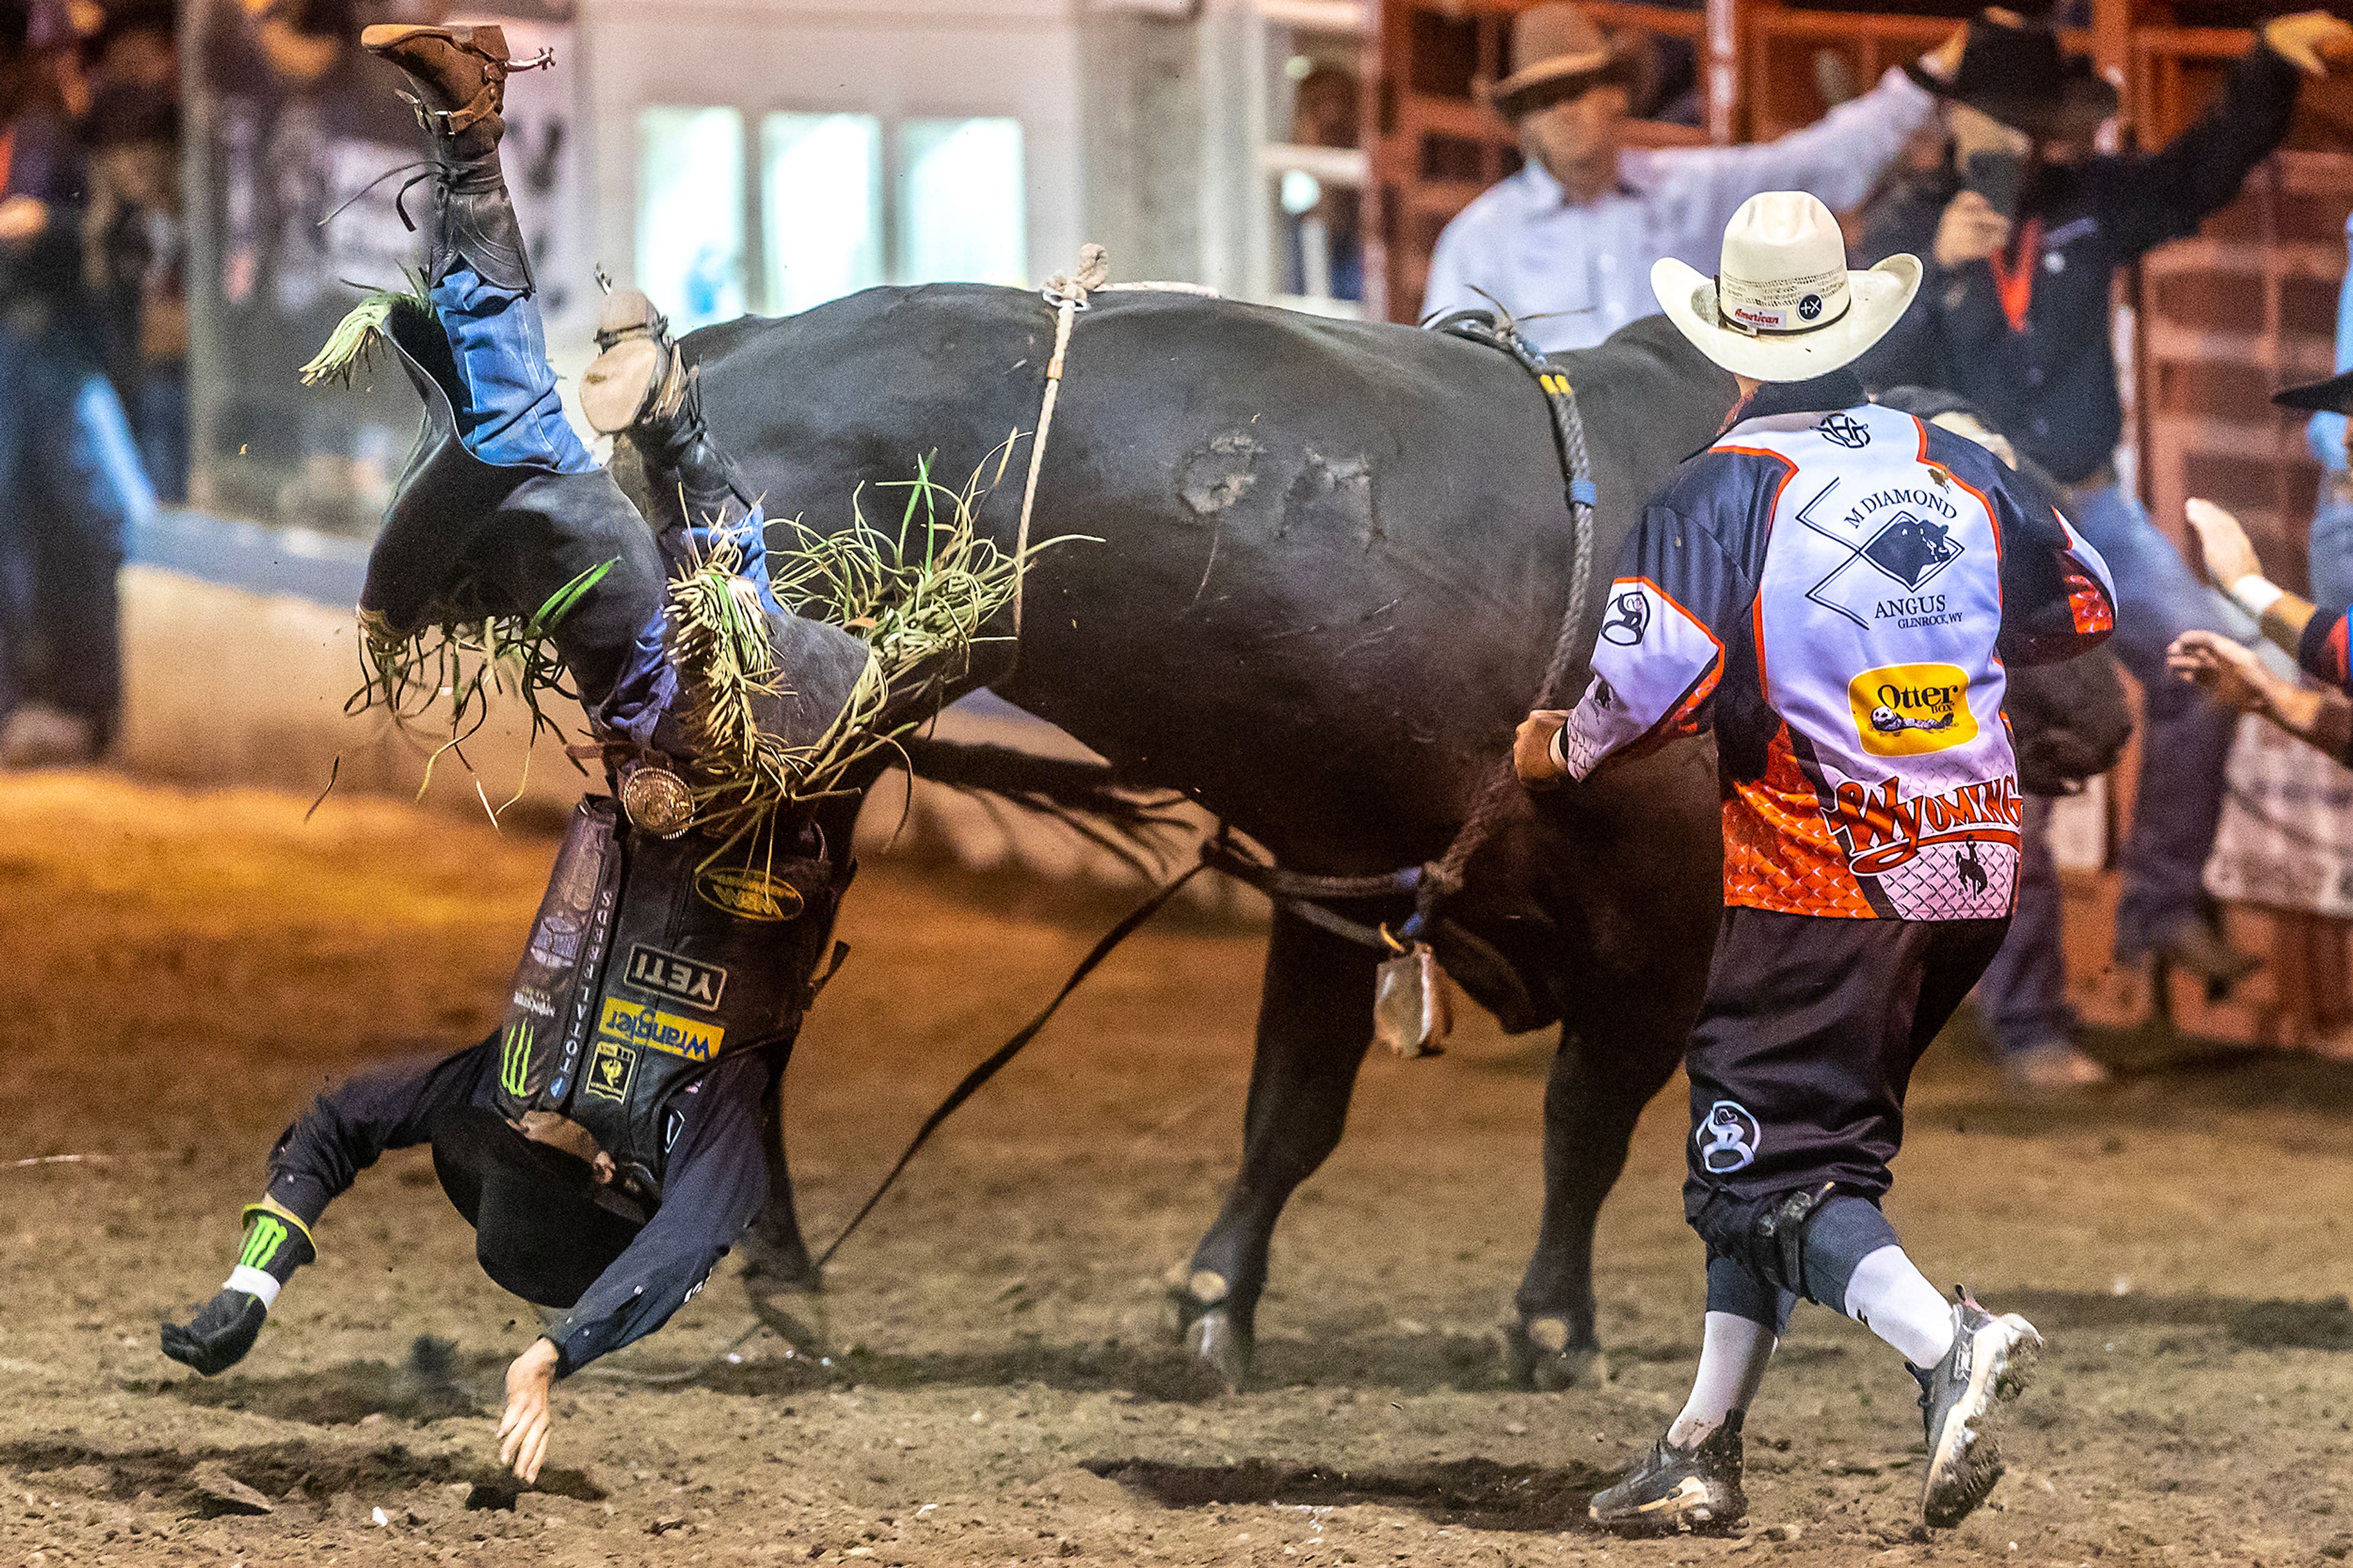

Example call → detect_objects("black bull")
648 286 2129 1388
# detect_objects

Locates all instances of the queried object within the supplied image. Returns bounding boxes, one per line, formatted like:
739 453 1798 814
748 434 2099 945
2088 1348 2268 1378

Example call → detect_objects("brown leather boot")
360 24 515 159
361 23 538 291
583 287 756 548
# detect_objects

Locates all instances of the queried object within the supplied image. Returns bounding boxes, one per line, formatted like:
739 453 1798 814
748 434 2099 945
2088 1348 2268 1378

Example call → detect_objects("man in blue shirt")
1420 2 1960 353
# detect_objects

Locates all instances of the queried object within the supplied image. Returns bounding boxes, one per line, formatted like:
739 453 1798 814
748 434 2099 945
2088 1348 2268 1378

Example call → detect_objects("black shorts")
1681 906 2007 1225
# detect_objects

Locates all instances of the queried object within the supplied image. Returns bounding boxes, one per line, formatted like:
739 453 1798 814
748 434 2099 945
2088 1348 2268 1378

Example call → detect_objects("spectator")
2304 216 2353 608
1420 1 1963 352
1852 7 2353 1086
0 1 155 765
78 0 184 501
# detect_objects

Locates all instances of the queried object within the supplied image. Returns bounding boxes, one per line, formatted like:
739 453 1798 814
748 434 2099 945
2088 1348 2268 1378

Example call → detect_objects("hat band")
1714 269 1852 338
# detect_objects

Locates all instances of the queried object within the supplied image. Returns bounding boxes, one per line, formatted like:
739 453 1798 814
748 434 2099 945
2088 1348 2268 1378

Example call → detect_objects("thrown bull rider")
159 25 875 1483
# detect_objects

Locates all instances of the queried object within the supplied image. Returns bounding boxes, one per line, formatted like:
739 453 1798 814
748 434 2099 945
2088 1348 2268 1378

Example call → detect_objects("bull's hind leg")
1167 906 1377 1392
1505 985 1695 1390
743 1071 830 1349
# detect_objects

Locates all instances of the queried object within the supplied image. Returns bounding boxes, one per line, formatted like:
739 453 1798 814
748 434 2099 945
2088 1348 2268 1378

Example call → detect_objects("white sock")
1665 1311 1777 1447
1843 1244 1956 1368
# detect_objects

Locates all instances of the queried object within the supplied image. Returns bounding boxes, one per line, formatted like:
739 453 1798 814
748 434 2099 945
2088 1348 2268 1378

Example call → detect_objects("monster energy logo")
240 1212 290 1271
501 1021 535 1098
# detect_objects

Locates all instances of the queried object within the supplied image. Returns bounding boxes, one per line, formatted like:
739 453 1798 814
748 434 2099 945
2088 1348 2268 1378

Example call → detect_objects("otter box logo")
1849 662 1977 756
694 866 805 923
1696 1101 1760 1174
597 996 726 1062
585 1038 638 1102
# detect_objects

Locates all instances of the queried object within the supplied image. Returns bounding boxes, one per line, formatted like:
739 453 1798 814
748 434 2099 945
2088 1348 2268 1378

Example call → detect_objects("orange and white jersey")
1557 391 2115 920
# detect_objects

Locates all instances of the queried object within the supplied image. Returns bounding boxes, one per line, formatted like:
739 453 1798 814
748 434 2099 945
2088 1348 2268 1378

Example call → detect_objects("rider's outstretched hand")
161 1289 268 1376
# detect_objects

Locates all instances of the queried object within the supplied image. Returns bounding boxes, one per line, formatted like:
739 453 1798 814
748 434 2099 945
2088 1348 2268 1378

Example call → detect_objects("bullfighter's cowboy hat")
1651 191 1921 383
1485 2 1648 120
1904 10 2118 140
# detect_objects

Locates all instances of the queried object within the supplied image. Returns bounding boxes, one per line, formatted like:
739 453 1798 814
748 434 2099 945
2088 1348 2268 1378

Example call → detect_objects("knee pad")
1690 1181 1841 1303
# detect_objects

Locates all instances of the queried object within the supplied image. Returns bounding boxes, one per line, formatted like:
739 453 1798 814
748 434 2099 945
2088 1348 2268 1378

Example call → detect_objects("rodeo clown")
160 25 873 1485
1515 192 2118 1534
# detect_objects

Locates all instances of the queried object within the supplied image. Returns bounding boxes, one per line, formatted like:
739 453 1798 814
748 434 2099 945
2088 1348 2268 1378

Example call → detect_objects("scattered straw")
301 270 435 387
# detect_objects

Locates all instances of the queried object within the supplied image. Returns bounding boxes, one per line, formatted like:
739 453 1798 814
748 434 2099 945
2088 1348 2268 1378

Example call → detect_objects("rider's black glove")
159 1203 317 1376
161 1289 268 1376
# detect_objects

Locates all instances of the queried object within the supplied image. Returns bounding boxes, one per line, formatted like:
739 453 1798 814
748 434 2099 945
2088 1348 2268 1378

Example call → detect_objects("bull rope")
1012 244 1219 638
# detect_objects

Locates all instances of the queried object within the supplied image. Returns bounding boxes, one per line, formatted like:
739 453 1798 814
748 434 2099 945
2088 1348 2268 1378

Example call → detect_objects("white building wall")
574 0 1089 305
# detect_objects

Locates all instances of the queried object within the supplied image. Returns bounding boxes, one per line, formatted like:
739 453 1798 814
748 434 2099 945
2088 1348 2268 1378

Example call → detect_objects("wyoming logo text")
1829 775 2021 877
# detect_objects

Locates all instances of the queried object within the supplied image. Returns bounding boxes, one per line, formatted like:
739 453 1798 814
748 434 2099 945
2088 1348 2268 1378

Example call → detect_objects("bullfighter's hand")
2168 631 2278 717
498 1337 562 1485
1514 710 1571 790
2184 498 2264 588
2262 11 2353 74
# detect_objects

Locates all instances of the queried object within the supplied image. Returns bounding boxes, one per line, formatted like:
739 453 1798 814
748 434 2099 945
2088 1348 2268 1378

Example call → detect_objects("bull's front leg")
1167 905 1377 1393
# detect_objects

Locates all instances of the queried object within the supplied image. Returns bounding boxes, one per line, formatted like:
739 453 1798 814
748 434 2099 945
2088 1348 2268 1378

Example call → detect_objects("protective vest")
490 797 850 1199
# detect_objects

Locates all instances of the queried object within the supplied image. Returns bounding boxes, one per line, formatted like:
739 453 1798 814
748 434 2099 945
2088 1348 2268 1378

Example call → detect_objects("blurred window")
897 118 1026 287
637 107 747 330
761 113 884 314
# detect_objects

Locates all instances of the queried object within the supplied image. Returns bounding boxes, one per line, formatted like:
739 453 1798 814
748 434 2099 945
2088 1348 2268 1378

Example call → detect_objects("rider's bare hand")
1515 711 1571 790
497 1338 561 1485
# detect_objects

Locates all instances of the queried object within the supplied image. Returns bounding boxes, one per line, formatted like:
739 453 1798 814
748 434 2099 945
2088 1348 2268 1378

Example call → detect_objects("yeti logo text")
1697 1102 1760 1174
1848 663 1978 756
624 944 729 1012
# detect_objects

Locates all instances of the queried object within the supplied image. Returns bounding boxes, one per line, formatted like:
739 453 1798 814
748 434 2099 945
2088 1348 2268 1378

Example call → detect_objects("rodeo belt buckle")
620 765 696 839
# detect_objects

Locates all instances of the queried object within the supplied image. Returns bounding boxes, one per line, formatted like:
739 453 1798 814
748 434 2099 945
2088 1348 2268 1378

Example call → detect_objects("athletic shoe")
1919 1291 2042 1528
1588 1413 1746 1536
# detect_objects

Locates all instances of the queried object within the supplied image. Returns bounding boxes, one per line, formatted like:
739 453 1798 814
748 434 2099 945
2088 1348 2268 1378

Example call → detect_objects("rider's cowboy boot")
583 287 758 548
360 23 537 292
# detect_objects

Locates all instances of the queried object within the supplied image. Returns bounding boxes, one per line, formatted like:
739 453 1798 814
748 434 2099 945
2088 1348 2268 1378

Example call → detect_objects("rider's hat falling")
1650 191 1920 384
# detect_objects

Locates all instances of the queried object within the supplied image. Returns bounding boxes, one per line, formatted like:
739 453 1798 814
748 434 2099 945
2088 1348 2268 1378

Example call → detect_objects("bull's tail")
890 735 1187 876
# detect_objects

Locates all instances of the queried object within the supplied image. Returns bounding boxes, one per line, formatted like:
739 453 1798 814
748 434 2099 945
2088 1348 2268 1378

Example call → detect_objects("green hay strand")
301 270 436 387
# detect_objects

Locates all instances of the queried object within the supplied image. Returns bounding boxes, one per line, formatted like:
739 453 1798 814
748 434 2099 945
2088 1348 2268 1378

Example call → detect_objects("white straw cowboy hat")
1651 191 1921 383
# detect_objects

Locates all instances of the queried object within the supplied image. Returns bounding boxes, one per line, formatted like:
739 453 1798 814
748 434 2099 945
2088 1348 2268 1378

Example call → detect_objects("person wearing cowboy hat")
1852 7 2353 1083
1420 1 1965 354
1513 191 2118 1536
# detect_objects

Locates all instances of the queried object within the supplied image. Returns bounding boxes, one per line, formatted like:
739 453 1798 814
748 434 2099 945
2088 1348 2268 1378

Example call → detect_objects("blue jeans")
0 318 157 737
432 264 599 475
1974 482 2238 1055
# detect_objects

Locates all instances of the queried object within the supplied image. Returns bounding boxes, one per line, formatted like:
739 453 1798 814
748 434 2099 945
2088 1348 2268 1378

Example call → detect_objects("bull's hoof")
1502 1313 1606 1391
1164 1267 1254 1396
742 1231 828 1353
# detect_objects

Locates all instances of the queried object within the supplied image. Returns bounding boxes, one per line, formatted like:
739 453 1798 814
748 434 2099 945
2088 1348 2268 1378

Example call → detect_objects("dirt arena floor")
6 771 2353 1568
